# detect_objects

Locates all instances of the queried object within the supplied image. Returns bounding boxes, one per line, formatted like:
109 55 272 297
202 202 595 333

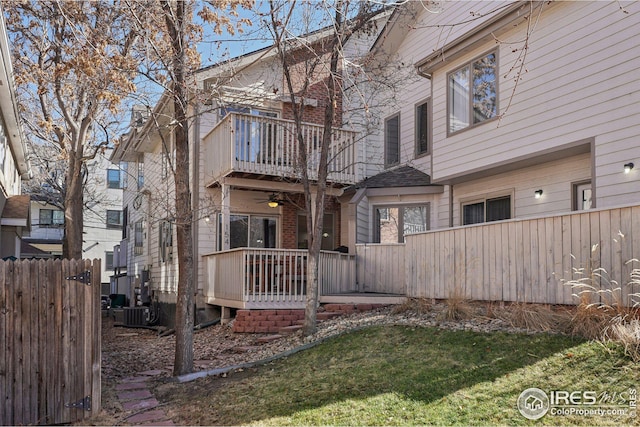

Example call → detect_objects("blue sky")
198 0 273 67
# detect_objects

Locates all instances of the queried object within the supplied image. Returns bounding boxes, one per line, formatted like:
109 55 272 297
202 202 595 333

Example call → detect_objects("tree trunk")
162 0 195 376
63 151 84 260
302 7 342 336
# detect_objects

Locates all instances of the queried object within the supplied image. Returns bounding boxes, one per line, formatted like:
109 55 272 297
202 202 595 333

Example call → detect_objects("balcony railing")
203 113 358 185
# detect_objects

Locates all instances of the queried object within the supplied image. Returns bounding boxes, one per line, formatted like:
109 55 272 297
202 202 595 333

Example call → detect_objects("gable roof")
356 165 433 188
1 194 31 227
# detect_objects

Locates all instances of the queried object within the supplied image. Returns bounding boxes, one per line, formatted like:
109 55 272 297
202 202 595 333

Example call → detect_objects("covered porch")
202 248 404 309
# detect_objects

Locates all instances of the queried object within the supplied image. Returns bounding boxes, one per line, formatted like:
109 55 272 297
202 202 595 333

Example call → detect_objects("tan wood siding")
428 2 640 209
355 243 406 295
404 205 640 305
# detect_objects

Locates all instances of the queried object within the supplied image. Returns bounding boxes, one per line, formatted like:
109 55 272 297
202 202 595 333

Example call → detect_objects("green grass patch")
158 326 639 426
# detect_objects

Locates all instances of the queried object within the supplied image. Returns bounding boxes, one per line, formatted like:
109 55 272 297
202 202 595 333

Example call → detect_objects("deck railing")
202 248 356 308
202 113 358 185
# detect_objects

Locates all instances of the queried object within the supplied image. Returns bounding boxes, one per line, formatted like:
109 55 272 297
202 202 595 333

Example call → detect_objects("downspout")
449 184 454 228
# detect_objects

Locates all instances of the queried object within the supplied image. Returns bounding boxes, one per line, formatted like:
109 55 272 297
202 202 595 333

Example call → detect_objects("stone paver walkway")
116 370 174 426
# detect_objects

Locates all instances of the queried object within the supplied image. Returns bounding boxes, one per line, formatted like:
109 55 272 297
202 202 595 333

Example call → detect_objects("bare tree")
265 0 391 335
6 1 142 259
125 0 252 376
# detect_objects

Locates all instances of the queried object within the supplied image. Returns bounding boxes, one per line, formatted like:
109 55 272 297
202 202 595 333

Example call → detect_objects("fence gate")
0 259 101 425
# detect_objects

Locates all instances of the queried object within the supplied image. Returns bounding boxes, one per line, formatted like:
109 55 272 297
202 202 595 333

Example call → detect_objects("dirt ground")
90 314 269 425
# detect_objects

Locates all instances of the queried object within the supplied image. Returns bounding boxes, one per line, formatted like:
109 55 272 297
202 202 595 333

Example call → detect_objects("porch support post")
220 306 232 325
221 183 231 251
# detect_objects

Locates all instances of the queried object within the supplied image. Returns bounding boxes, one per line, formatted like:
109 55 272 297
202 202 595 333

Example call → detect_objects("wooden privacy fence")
404 205 640 305
355 244 406 295
0 259 101 426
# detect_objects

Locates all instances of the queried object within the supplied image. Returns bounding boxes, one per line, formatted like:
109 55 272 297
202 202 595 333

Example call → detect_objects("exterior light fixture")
267 193 282 208
534 189 543 199
624 162 634 174
204 215 211 223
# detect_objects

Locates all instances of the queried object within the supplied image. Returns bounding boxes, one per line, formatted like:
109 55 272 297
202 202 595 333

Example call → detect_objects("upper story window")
39 209 64 227
137 155 144 189
415 100 430 156
158 220 173 262
448 51 497 134
105 251 114 270
134 220 144 255
107 169 123 189
384 113 400 168
122 206 129 239
161 152 168 180
106 210 124 229
462 195 510 225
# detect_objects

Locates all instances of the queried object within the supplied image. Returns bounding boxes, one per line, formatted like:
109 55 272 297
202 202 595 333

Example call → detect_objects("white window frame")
134 220 144 255
384 113 400 168
447 50 498 135
415 98 431 157
158 219 173 262
461 193 512 226
373 204 430 243
573 180 592 211
106 210 124 229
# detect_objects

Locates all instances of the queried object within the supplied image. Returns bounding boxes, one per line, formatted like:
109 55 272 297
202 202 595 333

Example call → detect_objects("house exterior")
350 0 640 245
110 18 391 322
0 13 30 259
340 0 640 307
112 1 640 322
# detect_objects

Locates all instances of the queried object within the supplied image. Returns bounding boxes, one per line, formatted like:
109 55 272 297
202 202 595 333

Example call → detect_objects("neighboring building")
22 150 124 288
350 0 640 244
21 198 64 258
0 13 30 259
84 151 126 286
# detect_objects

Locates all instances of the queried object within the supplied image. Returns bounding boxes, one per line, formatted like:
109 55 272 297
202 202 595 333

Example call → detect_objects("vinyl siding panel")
355 195 369 243
452 153 591 226
428 1 640 209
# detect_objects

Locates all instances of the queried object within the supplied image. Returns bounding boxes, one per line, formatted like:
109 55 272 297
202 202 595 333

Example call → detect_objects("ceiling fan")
257 193 285 208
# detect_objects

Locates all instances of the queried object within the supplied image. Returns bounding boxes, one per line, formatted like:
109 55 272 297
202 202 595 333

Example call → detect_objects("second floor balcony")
203 112 358 186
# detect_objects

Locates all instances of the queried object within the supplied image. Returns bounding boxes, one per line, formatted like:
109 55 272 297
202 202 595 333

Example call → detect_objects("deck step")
316 311 342 320
255 334 284 343
278 324 304 334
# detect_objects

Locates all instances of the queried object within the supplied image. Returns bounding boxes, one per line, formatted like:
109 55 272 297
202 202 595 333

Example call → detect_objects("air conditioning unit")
123 307 149 327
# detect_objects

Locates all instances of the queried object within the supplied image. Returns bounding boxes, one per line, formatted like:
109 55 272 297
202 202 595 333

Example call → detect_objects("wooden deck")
320 293 406 305
202 248 387 309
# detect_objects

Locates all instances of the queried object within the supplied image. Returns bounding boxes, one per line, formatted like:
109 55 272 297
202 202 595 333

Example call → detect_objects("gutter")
0 14 30 177
415 1 540 75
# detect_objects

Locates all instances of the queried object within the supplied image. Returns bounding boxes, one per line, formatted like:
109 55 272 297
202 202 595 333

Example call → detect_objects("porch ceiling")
210 176 346 197
434 138 592 185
